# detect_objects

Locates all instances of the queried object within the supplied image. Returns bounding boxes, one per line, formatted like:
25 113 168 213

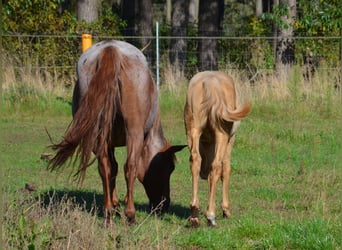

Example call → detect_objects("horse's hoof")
104 217 113 228
189 217 200 228
103 208 115 227
125 216 136 226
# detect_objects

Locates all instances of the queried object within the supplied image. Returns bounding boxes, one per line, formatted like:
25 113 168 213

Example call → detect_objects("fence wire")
2 34 341 84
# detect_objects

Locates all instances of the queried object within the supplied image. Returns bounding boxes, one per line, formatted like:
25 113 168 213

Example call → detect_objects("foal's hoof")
189 217 200 228
207 218 217 227
222 209 231 219
206 215 217 227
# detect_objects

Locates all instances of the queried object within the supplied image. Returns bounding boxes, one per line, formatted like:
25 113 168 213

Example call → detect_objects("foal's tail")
202 81 252 125
48 46 121 182
220 101 252 122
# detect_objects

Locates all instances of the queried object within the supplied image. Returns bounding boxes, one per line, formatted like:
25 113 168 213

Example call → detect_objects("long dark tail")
48 46 121 182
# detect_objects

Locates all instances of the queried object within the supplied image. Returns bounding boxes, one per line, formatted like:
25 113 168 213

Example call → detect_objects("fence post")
82 34 92 53
156 22 160 88
340 4 342 102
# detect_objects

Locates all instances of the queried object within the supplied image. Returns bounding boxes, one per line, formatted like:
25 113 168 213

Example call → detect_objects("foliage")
3 0 71 34
245 17 275 72
258 0 341 67
295 0 342 66
296 0 341 36
2 0 124 86
262 3 292 30
1 0 341 83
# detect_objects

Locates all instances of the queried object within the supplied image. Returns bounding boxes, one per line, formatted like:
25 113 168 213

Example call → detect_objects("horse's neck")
144 121 167 159
137 118 169 182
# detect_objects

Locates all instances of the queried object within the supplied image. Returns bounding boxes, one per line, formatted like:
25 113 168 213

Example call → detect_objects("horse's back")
79 40 147 68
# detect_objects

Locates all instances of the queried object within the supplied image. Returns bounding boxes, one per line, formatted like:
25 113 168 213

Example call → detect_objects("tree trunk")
137 0 153 60
120 0 138 46
198 0 224 71
189 0 199 23
256 0 263 17
120 0 153 60
272 0 278 63
275 0 296 74
170 0 190 70
77 0 99 23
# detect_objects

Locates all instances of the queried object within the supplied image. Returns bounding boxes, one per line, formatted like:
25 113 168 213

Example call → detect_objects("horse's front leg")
98 147 119 226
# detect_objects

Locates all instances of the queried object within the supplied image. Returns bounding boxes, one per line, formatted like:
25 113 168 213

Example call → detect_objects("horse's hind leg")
124 132 144 225
108 148 120 214
98 146 119 226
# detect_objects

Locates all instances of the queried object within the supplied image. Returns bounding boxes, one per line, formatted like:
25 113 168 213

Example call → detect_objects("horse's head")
142 145 186 213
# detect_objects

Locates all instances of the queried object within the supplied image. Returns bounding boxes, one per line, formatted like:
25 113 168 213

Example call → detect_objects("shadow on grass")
41 189 189 220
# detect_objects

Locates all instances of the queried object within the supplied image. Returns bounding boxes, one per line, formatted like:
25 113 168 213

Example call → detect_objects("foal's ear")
167 145 187 154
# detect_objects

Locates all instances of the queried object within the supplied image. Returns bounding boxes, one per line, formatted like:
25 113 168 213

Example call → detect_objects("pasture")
1 66 342 249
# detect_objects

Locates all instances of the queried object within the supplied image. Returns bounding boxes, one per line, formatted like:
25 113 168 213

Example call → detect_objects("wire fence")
3 33 342 86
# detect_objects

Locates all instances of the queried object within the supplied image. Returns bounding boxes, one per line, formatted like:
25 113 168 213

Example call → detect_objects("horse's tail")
202 81 252 126
48 46 121 183
220 102 252 122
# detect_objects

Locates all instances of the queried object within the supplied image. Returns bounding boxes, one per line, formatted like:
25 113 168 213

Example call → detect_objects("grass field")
1 67 342 249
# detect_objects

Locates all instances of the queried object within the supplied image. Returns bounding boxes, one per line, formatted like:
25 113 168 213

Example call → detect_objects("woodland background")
2 0 342 87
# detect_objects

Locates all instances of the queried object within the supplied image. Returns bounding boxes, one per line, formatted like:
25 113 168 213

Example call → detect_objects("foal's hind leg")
221 135 235 219
206 132 228 227
188 129 202 227
98 146 119 226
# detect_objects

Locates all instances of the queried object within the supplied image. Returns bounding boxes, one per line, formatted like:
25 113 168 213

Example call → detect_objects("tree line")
2 0 341 81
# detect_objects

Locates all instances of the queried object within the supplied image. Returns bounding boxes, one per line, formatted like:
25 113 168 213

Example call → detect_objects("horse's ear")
167 145 187 154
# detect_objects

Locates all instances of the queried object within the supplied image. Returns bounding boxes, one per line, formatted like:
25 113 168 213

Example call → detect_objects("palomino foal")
184 71 251 227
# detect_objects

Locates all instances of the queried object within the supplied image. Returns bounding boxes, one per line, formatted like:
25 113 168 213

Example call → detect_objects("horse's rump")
48 46 121 181
188 71 251 133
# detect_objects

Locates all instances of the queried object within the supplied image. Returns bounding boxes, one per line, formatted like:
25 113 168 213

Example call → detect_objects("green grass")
1 71 342 249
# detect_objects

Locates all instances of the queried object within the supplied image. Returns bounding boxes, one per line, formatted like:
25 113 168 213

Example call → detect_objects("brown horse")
48 40 185 225
184 71 251 227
